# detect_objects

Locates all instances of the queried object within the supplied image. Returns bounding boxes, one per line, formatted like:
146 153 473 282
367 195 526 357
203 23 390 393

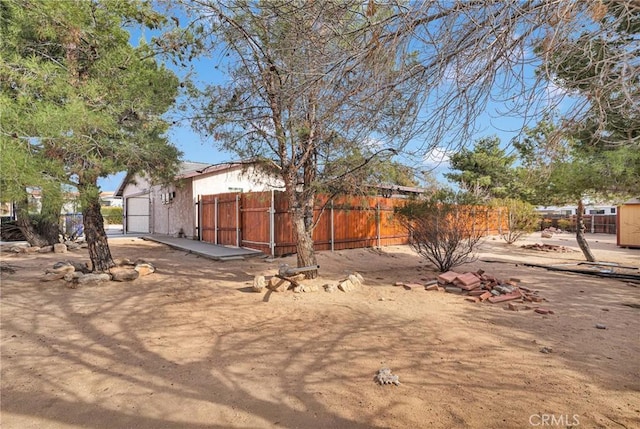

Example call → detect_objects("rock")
53 243 67 254
38 246 53 253
289 273 306 282
252 275 266 292
114 258 134 266
445 286 463 294
41 272 66 282
65 242 81 250
9 246 24 253
595 323 607 330
24 246 40 253
110 267 139 282
338 279 354 292
541 231 553 238
76 273 111 285
64 272 82 282
324 283 337 293
46 264 75 275
352 272 364 284
539 347 553 354
267 276 291 292
374 368 400 386
348 274 362 287
134 263 155 276
293 284 320 293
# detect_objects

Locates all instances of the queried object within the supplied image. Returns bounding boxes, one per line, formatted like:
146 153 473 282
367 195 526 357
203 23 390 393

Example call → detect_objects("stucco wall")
150 179 196 238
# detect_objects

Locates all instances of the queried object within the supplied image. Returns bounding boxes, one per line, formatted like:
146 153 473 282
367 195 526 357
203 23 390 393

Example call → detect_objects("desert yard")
1 233 639 428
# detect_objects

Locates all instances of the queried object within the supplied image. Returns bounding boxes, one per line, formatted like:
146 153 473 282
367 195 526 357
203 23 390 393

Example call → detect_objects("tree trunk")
14 198 49 247
287 187 318 279
575 199 596 262
80 183 114 272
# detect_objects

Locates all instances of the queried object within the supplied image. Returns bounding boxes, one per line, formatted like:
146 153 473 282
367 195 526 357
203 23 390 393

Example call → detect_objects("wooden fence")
542 214 617 234
198 191 508 256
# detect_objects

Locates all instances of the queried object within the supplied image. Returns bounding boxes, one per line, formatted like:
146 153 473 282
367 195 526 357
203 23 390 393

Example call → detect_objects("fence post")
330 199 335 252
269 190 275 256
236 193 240 247
214 197 218 245
376 202 381 248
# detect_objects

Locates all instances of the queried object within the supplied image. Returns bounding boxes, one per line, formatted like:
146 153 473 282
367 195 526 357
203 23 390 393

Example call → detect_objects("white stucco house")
115 161 283 237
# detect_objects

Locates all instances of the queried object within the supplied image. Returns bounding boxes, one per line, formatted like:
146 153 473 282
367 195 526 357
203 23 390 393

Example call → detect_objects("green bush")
101 206 123 225
494 198 540 244
556 218 572 231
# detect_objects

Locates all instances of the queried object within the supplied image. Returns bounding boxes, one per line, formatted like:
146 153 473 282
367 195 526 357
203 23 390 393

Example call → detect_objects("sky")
97 7 561 192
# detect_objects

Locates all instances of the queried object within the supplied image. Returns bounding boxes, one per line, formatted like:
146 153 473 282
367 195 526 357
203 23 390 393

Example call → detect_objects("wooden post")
376 202 381 248
214 197 218 245
330 199 335 252
236 193 240 247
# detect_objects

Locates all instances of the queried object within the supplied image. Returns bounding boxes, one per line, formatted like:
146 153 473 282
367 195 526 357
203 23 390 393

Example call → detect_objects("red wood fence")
198 191 508 256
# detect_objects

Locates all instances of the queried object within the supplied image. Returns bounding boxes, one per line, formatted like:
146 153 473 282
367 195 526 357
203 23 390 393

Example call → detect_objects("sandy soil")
1 232 639 429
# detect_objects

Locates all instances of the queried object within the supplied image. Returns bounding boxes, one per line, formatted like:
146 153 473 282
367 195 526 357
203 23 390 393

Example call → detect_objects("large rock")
38 246 53 253
134 262 155 276
114 258 134 266
267 276 291 292
252 275 266 292
110 267 139 282
53 243 67 254
76 273 111 285
41 272 66 282
47 263 75 275
338 279 355 292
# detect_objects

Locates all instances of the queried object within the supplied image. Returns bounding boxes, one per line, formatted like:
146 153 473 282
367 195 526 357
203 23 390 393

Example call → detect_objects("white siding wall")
192 166 283 197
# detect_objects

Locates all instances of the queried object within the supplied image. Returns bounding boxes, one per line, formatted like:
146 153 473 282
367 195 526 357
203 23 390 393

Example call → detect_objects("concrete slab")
142 235 264 261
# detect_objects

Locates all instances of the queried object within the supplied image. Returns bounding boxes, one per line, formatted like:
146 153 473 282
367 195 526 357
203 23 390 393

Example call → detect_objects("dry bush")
396 196 484 272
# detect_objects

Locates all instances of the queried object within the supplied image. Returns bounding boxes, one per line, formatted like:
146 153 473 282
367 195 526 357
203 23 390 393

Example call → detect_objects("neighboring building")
536 204 618 216
115 161 284 237
100 192 123 208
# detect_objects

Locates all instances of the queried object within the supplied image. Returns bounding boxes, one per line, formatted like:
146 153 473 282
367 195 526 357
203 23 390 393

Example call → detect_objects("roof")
114 161 255 197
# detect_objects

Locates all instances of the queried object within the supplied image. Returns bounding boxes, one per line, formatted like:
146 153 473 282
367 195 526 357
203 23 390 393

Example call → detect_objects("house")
115 161 283 237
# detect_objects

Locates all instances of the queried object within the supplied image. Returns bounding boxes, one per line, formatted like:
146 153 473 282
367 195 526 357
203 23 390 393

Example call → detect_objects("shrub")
101 206 123 225
396 192 484 272
556 218 572 231
494 198 540 244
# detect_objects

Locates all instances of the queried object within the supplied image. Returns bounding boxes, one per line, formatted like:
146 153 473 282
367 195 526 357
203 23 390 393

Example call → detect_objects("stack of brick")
421 269 549 309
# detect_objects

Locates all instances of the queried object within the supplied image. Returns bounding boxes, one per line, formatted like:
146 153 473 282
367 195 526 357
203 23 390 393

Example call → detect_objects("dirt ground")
1 232 639 429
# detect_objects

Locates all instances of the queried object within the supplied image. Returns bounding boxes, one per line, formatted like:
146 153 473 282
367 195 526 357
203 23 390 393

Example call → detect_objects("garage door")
125 195 150 233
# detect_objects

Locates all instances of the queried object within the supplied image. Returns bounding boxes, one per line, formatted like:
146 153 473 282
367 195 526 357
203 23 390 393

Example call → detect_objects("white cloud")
422 146 451 167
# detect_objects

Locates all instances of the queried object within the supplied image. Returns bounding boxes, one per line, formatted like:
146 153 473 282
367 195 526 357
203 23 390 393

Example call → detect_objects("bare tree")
185 1 426 276
180 1 637 272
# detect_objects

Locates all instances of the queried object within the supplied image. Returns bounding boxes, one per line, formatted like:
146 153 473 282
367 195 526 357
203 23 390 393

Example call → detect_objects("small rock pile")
7 241 84 254
252 272 364 294
40 258 155 287
398 269 552 313
521 243 577 252
541 226 564 238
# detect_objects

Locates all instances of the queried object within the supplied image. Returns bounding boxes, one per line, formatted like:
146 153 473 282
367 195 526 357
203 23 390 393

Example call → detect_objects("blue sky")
98 11 561 192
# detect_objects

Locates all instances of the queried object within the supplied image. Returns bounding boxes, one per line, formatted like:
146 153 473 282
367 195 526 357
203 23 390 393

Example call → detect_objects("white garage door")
125 195 150 233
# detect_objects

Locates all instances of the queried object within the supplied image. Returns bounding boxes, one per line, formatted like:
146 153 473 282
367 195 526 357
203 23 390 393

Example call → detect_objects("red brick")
468 289 487 296
425 284 439 291
507 302 519 311
479 291 492 301
455 272 482 287
488 290 522 303
465 297 480 303
534 308 550 314
438 271 460 284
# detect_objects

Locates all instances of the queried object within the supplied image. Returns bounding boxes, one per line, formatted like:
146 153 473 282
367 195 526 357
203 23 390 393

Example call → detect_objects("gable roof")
114 161 255 197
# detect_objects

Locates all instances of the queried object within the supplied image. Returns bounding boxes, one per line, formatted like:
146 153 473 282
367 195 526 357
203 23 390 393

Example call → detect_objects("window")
610 208 616 214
